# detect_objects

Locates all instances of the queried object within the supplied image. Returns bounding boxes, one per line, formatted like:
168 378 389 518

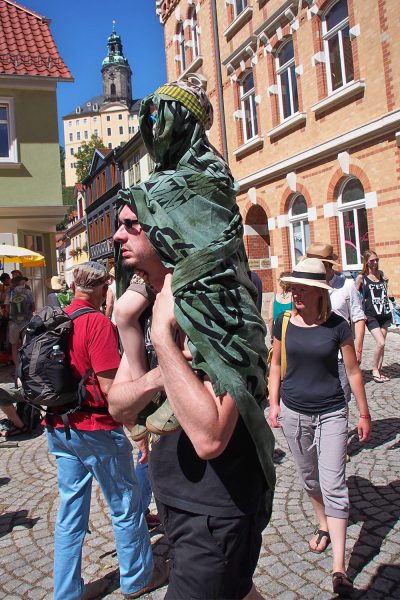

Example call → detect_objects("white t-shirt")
329 273 365 323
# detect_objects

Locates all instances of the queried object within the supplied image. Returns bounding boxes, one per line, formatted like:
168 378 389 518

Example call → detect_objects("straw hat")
50 275 63 291
306 243 341 269
280 258 332 290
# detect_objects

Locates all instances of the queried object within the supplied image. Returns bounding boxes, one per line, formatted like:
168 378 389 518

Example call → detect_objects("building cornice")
237 110 400 191
0 75 58 90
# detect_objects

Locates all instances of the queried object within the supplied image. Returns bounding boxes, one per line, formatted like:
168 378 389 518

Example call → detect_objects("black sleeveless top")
361 275 391 319
149 417 266 517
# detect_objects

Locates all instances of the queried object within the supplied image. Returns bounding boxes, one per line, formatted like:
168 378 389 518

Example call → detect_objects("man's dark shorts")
157 496 268 600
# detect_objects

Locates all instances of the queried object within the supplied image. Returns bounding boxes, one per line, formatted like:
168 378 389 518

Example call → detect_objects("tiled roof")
0 0 73 80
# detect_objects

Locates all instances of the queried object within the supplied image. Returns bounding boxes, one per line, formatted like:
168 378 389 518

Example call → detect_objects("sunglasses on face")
119 218 140 230
368 259 379 264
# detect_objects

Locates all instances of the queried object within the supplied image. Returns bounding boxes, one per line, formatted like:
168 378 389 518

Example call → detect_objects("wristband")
359 414 371 419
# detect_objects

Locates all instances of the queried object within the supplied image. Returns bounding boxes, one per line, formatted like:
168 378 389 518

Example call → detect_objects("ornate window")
189 8 200 62
240 71 258 143
234 0 247 18
276 40 299 121
322 0 354 93
289 195 310 265
338 178 368 269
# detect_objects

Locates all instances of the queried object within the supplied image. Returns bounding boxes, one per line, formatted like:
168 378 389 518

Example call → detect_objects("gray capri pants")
278 401 349 519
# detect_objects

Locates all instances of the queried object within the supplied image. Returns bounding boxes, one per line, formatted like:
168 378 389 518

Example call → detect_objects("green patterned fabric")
116 83 276 495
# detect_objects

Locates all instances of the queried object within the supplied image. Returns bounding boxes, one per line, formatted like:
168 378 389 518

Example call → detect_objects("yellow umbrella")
0 244 45 267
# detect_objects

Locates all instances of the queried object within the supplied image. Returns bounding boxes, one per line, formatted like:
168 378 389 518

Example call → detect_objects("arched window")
338 178 369 268
110 83 116 97
275 40 299 121
322 0 354 93
189 8 200 62
178 22 186 73
289 195 310 265
240 71 258 142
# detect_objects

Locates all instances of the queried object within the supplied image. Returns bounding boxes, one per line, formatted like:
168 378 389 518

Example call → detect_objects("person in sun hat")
305 242 365 402
46 275 73 309
268 257 371 597
108 79 275 600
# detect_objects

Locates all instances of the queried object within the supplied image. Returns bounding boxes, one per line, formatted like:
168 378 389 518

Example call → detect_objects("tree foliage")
75 135 105 182
57 145 75 230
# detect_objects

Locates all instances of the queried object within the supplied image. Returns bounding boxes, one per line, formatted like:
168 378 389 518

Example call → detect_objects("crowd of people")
0 80 396 600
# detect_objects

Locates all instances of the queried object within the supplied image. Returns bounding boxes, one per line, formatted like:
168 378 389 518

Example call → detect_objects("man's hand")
136 435 149 463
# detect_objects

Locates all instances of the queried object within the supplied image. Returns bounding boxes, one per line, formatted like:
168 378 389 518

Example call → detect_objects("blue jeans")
136 451 152 513
46 427 153 600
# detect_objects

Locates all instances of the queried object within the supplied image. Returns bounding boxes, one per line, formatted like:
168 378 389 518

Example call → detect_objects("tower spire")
101 24 132 104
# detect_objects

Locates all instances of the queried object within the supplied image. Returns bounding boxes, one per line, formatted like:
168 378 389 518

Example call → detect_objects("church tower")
101 22 132 105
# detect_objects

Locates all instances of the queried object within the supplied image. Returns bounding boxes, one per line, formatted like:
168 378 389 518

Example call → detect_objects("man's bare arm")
108 353 163 425
151 274 239 460
96 368 118 398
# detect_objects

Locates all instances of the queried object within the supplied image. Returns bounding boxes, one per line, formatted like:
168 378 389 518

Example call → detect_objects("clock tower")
101 22 132 105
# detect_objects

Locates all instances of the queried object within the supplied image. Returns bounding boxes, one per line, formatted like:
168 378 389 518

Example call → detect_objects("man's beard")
121 257 136 277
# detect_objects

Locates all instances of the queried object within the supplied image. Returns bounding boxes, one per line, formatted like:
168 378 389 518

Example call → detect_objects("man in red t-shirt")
46 262 154 600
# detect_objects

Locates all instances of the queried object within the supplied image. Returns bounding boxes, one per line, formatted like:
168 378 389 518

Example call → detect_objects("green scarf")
116 89 276 496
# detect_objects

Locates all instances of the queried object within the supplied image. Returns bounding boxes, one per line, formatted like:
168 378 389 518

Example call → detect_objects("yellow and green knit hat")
156 80 214 131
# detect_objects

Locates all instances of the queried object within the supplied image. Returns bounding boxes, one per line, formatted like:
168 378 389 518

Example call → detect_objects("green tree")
75 135 105 182
57 146 75 230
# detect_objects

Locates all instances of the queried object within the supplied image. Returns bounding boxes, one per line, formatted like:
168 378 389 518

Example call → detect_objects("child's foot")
146 400 180 435
129 424 148 441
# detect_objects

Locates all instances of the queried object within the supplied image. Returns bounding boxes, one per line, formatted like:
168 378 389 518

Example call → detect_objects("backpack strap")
280 310 291 381
69 307 100 320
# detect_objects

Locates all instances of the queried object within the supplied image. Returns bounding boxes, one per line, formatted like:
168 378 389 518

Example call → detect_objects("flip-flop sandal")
309 529 330 554
332 572 354 596
373 375 389 383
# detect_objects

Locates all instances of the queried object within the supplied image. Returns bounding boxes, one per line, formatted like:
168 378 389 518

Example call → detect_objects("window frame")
233 0 247 19
288 195 310 266
275 40 299 122
0 97 18 163
322 0 354 95
178 21 187 73
337 177 368 269
189 8 200 62
239 71 258 143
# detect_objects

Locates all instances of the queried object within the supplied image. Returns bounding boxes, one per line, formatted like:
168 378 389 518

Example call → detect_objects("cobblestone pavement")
0 332 399 599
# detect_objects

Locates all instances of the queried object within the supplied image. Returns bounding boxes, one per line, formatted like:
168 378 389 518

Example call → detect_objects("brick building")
157 0 400 297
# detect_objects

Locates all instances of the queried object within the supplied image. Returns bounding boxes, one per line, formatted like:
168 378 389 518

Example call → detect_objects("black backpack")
18 306 105 438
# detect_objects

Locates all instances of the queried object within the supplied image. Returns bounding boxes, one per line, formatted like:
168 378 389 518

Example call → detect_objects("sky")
23 0 167 144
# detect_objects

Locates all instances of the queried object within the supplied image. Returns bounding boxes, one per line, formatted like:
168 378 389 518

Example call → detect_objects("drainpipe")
211 0 228 162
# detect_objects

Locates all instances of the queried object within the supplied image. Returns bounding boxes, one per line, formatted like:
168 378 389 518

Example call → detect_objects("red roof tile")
0 0 73 80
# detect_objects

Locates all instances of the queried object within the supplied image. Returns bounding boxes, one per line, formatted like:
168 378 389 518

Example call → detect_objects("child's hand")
152 274 177 342
133 269 149 283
